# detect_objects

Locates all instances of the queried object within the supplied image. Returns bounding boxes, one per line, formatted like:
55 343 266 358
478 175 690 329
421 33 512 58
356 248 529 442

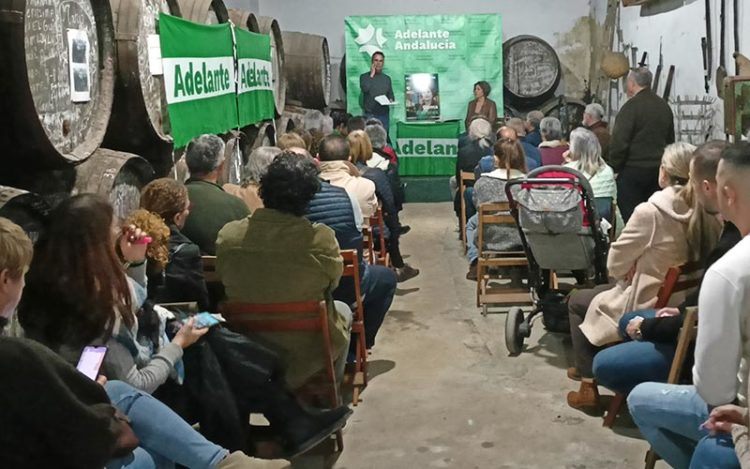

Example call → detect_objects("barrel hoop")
0 9 22 23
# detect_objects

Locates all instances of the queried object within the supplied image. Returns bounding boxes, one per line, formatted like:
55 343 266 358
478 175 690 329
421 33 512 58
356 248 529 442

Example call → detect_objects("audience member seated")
138 179 211 310
277 132 307 151
563 127 624 234
332 110 353 136
506 117 541 170
347 115 366 133
0 217 286 468
319 134 378 219
583 103 610 161
524 110 545 148
454 118 494 219
592 141 739 396
465 138 527 281
566 142 722 411
216 152 353 390
181 134 250 255
17 195 349 456
538 116 569 166
293 146 398 355
223 146 282 214
365 123 405 212
348 130 419 282
365 118 399 166
292 128 314 153
627 142 750 469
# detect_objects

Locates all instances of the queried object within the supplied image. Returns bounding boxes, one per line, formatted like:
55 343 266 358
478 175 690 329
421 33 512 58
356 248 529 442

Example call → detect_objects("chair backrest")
220 300 329 333
477 202 520 256
667 307 698 384
654 261 703 308
340 249 364 320
202 255 219 284
460 171 476 187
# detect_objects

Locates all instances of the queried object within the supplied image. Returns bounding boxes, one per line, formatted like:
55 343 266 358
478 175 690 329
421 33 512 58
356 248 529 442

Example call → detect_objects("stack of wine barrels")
0 186 52 243
257 16 286 116
282 32 331 110
228 8 259 32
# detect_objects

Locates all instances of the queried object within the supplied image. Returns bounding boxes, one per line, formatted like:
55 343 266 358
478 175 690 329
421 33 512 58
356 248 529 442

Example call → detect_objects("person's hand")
172 317 209 349
96 375 108 387
656 307 681 318
370 63 376 78
702 405 748 434
626 317 644 340
119 225 149 264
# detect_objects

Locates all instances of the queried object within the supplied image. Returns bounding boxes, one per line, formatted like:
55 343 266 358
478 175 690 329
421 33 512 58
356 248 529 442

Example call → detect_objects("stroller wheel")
505 307 525 355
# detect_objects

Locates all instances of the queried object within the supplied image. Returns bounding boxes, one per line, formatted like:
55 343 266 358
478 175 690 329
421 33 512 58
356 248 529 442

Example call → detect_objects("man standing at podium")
360 51 394 137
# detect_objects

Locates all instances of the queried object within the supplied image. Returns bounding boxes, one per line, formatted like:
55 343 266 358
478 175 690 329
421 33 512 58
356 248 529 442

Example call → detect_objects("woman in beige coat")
566 142 722 410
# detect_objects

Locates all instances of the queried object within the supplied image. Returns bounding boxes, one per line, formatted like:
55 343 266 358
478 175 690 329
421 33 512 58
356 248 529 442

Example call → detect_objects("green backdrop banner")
396 121 460 176
160 14 237 148
344 14 502 176
235 28 276 127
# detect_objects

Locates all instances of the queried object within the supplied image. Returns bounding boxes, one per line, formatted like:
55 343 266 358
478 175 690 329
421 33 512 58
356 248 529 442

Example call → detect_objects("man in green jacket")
609 67 675 223
217 152 352 389
181 134 250 255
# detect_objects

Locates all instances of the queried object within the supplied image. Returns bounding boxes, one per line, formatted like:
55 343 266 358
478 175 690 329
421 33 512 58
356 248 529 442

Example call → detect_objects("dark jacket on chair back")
306 181 365 306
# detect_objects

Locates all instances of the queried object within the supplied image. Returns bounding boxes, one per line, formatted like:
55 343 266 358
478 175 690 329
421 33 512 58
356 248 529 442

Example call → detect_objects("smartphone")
76 346 108 380
193 312 220 329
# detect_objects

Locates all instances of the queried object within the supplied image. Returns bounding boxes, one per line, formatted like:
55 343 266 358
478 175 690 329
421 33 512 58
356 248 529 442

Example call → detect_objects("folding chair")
644 307 699 469
602 261 703 428
368 207 390 267
340 250 367 405
475 202 530 315
219 299 344 451
459 171 476 253
201 255 219 283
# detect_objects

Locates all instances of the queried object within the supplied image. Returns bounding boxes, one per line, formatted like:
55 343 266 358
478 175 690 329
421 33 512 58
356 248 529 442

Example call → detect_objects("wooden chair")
602 261 703 428
644 307 699 469
368 207 390 267
340 249 367 405
475 202 530 315
219 299 344 451
459 171 476 253
201 255 219 283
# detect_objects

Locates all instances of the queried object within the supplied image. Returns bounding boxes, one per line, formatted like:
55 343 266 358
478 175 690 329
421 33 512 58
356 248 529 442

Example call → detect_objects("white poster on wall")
147 34 163 76
67 29 91 102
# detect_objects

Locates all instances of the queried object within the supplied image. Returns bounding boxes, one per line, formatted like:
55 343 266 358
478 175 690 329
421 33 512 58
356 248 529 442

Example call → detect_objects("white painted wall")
223 0 259 13
593 0 748 140
255 0 593 107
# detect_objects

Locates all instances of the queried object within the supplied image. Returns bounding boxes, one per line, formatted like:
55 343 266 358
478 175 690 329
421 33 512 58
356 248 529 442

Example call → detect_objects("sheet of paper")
375 95 397 106
67 29 91 103
147 34 163 76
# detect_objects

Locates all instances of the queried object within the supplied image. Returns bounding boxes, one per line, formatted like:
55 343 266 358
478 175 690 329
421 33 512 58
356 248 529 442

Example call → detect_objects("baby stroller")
503 166 610 355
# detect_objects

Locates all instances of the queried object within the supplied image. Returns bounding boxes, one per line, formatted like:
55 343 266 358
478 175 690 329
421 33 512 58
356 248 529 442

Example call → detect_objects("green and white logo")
163 57 235 104
354 23 387 56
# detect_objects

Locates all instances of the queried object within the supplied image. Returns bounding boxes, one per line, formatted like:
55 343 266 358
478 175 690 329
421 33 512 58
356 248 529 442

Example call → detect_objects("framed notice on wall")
405 73 440 121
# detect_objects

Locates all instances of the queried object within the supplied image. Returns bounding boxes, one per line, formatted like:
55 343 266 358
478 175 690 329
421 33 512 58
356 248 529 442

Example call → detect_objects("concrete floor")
261 202 666 469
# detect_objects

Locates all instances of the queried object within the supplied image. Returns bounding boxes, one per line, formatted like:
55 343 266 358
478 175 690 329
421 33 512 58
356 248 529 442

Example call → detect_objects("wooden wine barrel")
257 16 286 116
176 0 227 24
0 186 52 242
282 32 331 110
503 35 562 108
0 0 116 167
228 8 259 32
74 148 155 220
103 0 180 177
539 96 587 139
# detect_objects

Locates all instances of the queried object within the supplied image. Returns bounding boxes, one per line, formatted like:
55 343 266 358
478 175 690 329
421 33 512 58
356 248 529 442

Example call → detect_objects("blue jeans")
690 434 740 469
105 380 227 469
466 214 478 264
593 309 675 393
628 383 710 469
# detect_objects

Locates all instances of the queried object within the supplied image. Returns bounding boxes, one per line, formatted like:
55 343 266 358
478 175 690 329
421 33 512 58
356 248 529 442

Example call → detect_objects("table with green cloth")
395 120 460 176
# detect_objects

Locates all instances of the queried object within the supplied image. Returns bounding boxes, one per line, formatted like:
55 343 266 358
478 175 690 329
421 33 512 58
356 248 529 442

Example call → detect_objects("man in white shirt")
627 141 750 468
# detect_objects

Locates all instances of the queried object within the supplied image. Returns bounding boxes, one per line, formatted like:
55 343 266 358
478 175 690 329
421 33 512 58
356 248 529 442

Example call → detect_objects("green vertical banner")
160 13 237 148
345 14 502 176
235 28 276 126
